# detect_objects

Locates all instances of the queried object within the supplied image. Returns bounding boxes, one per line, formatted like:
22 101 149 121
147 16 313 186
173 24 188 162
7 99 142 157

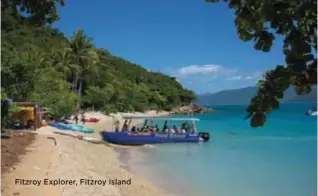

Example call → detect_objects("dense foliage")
206 0 317 127
1 2 195 118
1 91 18 130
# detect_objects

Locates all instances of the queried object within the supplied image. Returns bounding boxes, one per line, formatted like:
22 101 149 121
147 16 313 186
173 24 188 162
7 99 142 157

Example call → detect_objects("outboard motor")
198 132 210 142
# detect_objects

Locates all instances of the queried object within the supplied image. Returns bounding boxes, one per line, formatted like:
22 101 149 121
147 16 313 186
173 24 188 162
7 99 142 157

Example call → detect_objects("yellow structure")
11 102 42 129
11 106 34 127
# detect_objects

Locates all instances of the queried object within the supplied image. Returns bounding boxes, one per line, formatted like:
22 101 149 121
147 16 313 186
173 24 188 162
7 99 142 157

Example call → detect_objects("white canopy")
122 116 200 121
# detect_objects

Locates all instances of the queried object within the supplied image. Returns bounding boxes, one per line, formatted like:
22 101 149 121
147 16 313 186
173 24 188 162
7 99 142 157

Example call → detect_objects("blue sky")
53 0 285 94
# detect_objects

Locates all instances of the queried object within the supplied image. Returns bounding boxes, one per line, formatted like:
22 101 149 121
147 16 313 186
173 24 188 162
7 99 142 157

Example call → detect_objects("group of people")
162 125 187 134
73 112 86 125
161 122 196 134
128 125 160 133
117 121 196 134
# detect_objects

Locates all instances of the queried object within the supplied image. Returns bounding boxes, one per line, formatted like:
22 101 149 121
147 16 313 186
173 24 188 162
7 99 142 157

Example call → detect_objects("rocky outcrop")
172 104 215 114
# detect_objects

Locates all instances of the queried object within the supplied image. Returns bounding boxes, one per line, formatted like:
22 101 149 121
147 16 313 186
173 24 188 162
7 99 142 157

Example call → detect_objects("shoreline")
113 145 201 196
1 110 172 196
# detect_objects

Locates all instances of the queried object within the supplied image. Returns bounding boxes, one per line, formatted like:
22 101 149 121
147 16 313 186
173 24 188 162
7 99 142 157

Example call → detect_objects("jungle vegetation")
1 0 196 124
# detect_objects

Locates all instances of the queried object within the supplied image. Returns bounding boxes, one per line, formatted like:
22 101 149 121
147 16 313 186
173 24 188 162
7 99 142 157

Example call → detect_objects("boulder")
172 104 215 114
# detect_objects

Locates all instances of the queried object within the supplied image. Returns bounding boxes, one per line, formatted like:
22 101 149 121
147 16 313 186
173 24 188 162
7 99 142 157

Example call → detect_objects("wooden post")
34 104 41 130
33 105 37 130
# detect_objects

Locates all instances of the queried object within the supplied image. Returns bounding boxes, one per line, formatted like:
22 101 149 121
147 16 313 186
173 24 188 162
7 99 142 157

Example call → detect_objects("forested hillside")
1 2 195 118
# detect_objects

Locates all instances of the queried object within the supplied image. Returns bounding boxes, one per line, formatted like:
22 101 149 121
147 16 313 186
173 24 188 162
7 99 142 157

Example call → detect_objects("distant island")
196 86 317 106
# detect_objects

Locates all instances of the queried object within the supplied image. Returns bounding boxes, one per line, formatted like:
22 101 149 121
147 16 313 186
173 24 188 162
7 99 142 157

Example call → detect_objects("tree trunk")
72 76 78 93
76 78 83 110
71 76 76 92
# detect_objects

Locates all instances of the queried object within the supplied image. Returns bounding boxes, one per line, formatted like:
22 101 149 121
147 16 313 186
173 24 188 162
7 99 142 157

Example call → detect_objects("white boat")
305 109 318 116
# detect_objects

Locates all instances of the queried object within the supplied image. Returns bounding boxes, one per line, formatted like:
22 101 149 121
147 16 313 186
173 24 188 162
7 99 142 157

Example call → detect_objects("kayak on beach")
85 117 100 123
48 123 95 133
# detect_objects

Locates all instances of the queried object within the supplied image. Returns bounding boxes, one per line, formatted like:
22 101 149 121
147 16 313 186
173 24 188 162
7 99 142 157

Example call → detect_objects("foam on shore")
113 144 203 196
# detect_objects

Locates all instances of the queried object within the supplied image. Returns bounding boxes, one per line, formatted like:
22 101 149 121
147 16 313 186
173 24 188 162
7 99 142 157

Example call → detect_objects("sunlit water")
120 103 317 196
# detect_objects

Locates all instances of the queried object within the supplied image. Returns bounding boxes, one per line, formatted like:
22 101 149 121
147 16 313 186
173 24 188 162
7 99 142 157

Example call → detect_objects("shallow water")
122 103 317 196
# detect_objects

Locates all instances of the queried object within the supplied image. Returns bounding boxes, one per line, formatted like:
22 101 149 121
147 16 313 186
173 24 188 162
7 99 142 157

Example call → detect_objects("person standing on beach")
74 114 78 124
81 112 86 125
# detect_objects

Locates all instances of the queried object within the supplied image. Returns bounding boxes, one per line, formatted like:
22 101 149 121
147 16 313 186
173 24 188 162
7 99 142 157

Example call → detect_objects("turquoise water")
138 103 317 196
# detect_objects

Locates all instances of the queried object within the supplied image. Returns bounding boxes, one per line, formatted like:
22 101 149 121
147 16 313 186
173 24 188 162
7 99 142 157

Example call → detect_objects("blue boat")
100 116 210 145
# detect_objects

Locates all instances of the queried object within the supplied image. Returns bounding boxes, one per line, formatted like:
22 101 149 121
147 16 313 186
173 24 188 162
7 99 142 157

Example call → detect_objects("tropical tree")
82 85 115 110
1 4 196 120
206 0 317 127
69 29 100 109
30 69 78 118
53 45 80 80
1 91 19 130
2 44 49 101
2 0 66 25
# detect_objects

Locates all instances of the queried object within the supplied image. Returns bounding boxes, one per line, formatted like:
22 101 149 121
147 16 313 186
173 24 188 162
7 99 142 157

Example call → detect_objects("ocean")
121 103 317 196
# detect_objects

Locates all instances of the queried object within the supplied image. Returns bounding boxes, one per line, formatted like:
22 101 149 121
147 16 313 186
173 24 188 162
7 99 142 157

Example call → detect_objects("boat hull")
100 131 210 145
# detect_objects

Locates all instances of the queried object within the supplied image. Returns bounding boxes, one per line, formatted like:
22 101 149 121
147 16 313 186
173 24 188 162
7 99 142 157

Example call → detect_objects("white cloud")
227 76 242 80
177 64 223 76
163 64 264 93
250 71 262 80
171 64 261 81
172 64 236 80
226 71 261 81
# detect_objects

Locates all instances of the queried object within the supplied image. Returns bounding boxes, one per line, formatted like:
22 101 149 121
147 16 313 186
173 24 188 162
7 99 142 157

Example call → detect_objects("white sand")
1 110 171 196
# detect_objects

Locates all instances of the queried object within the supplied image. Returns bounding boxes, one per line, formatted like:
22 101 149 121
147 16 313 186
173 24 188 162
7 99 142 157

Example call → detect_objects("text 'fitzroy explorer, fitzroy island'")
15 179 132 186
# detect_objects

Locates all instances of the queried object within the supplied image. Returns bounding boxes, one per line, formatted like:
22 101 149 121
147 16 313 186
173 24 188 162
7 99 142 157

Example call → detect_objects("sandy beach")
1 110 171 196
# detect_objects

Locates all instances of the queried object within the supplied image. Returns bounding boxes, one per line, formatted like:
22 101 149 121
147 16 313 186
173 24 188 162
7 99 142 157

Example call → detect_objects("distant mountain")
196 86 257 105
196 86 317 106
285 88 317 103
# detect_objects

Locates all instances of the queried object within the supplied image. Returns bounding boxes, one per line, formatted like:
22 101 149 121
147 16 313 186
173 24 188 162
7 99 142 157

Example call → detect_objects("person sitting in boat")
151 125 157 132
181 121 190 132
149 125 154 132
162 124 168 133
180 128 186 134
190 124 196 133
169 127 176 134
122 124 129 132
146 125 151 132
172 125 179 133
155 124 159 132
137 127 140 132
131 126 137 133
141 126 150 132
164 126 169 133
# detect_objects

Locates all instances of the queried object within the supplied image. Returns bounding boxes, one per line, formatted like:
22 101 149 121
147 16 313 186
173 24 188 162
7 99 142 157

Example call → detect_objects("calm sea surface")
126 103 317 196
